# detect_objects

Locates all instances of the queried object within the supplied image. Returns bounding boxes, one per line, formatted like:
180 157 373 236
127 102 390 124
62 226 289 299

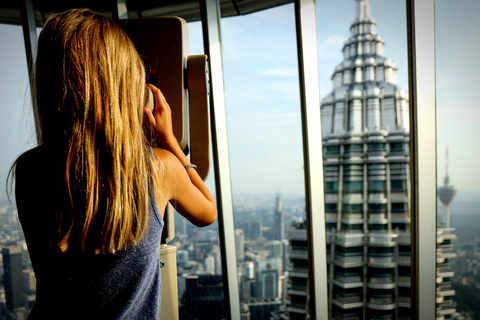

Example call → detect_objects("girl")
12 9 217 319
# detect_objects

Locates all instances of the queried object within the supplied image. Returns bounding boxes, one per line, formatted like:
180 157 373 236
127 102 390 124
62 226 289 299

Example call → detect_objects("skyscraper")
2 245 25 312
236 229 246 261
320 0 411 318
274 193 284 241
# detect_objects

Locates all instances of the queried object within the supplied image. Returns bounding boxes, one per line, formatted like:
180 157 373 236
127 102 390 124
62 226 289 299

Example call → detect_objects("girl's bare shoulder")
151 147 183 168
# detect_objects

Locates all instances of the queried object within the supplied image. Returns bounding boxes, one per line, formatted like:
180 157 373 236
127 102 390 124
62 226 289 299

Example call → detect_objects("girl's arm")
144 84 217 227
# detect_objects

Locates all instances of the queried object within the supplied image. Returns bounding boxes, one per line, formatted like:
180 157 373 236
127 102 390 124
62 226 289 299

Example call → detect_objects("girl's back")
16 146 164 319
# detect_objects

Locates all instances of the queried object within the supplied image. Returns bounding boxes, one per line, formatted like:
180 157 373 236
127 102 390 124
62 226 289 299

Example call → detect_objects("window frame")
19 0 438 318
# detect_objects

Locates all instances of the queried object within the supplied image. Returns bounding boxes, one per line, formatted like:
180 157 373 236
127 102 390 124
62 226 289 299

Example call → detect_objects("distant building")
436 227 457 319
236 229 246 261
211 245 222 275
2 246 25 311
177 249 189 267
205 256 215 274
181 275 224 320
436 148 458 319
253 259 279 299
274 193 284 241
244 221 263 240
267 240 284 273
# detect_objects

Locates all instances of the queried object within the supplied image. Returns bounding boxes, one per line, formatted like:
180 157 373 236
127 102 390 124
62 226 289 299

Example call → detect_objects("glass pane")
435 1 480 319
0 24 36 317
221 4 306 319
317 0 411 319
175 19 225 320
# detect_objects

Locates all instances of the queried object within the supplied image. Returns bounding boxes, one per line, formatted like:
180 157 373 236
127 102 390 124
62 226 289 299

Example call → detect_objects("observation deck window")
389 142 405 153
343 181 363 193
344 143 364 153
335 245 363 255
391 180 406 192
341 223 363 232
368 180 386 193
325 203 338 213
368 203 386 213
392 203 407 213
326 223 336 231
368 142 386 152
368 246 394 255
342 203 363 213
325 145 341 154
368 223 388 232
392 223 407 231
325 181 338 193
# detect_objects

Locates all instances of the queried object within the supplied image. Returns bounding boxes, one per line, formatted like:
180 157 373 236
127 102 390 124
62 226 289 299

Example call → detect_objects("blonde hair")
34 9 155 254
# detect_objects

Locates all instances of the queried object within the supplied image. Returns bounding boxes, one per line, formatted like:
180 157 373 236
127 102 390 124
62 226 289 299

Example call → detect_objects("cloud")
317 35 346 60
323 35 346 47
258 68 298 77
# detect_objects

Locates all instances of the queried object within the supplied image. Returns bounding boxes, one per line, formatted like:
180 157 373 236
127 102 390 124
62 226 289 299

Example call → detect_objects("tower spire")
356 0 372 20
444 145 450 185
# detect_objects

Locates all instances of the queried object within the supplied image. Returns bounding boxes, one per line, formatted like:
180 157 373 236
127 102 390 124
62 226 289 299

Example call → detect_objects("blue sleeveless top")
16 147 164 319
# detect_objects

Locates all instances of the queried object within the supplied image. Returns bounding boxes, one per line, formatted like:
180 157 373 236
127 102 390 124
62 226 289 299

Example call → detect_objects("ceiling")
0 0 292 27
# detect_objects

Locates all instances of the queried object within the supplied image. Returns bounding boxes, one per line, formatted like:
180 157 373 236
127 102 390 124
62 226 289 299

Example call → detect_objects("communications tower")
438 147 457 227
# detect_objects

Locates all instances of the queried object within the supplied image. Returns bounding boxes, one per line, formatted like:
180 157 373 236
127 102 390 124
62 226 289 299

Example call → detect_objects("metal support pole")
20 0 41 143
406 0 437 319
294 0 329 319
114 0 129 20
199 0 240 319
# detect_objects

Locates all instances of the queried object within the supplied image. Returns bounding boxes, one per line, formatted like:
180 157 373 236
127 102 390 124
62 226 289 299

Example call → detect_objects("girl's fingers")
143 107 156 126
147 84 169 113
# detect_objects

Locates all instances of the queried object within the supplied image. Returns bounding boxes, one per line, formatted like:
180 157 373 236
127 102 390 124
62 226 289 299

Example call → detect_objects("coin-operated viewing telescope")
117 17 210 320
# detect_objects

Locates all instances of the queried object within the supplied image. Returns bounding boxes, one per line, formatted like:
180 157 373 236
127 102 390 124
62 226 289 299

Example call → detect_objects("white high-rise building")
321 1 411 318
273 1 455 319
205 256 215 275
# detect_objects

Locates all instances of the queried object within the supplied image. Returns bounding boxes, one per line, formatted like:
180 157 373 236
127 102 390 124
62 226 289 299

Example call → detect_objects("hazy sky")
1 0 479 202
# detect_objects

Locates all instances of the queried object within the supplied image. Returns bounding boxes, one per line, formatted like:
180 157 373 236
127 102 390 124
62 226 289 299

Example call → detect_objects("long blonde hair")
34 9 154 254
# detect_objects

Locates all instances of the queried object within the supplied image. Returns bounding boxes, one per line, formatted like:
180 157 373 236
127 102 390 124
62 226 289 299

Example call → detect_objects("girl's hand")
143 84 176 150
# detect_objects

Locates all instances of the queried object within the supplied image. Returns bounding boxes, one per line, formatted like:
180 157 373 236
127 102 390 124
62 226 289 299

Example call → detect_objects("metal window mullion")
294 0 328 319
20 0 41 144
406 0 437 319
199 0 240 319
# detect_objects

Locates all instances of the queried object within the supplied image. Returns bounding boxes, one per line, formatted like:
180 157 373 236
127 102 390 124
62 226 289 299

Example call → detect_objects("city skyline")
1 1 479 200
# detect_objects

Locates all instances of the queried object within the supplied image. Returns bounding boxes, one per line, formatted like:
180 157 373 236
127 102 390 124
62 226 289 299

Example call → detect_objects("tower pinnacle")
444 145 450 184
356 0 372 20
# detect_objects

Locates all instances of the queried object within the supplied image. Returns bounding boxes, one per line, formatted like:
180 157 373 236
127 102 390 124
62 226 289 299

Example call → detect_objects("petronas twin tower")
320 0 412 317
